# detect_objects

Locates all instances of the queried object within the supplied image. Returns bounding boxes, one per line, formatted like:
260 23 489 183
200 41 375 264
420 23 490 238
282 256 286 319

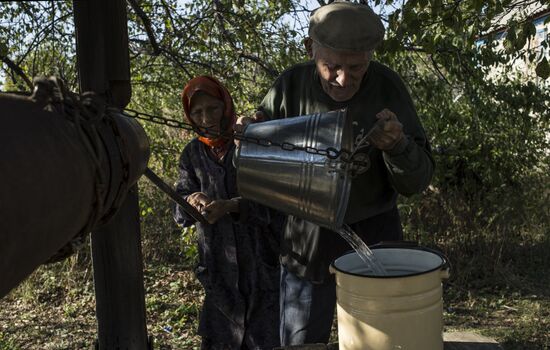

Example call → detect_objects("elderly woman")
173 76 281 350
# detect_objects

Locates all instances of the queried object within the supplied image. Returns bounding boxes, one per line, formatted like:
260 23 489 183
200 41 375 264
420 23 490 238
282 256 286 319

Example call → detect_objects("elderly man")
241 1 434 346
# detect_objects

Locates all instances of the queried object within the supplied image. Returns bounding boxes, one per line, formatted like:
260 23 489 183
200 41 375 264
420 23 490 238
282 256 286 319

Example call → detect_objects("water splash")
337 224 388 276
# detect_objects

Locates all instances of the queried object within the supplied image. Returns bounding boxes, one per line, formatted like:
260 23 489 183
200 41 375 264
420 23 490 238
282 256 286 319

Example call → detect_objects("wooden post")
73 0 150 348
90 189 149 349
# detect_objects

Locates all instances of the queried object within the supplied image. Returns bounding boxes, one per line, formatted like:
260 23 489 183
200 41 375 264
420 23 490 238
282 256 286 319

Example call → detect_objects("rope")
30 77 111 263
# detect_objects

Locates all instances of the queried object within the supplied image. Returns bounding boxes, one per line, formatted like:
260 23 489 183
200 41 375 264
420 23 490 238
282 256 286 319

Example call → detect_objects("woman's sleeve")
173 148 201 227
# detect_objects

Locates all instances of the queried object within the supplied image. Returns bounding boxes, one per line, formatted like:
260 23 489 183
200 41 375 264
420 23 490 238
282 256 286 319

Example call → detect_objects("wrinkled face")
311 43 372 102
189 92 225 135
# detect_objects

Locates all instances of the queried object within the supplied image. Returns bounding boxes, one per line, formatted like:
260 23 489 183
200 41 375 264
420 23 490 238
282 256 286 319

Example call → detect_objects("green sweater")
260 60 434 281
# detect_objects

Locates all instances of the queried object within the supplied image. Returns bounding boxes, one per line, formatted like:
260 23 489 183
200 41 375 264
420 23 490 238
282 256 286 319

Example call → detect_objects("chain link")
117 108 371 168
120 108 194 130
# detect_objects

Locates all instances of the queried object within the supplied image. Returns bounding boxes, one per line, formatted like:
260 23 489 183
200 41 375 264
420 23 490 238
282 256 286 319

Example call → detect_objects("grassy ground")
2 238 548 349
0 258 204 350
1 183 549 349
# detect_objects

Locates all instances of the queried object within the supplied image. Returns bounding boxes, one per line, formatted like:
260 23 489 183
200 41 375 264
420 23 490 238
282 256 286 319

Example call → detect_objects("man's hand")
234 116 255 134
234 111 267 146
367 109 405 151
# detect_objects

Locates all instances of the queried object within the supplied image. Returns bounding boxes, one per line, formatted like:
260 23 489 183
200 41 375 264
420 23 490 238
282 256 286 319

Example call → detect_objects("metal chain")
118 108 371 169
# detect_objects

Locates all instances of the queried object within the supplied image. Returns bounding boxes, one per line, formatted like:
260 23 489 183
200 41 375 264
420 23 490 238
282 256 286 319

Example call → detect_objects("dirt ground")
1 260 549 350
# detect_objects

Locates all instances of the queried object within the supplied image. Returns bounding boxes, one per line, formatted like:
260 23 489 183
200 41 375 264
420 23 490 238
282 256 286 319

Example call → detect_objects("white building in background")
477 4 549 85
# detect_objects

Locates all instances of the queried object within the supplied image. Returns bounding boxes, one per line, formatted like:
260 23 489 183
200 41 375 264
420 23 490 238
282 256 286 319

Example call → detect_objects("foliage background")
1 0 549 349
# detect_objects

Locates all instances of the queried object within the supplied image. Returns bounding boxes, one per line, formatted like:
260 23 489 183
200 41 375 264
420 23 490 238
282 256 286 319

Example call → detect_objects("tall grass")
401 172 550 290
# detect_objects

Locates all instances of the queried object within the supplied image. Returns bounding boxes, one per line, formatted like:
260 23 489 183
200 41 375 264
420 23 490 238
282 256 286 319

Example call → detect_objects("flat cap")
308 1 385 52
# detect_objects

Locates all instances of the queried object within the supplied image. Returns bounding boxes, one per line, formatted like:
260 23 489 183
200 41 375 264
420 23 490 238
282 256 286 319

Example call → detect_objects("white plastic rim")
332 247 447 278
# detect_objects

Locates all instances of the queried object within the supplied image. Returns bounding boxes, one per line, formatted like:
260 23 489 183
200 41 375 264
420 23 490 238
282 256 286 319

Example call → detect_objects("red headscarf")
181 76 236 150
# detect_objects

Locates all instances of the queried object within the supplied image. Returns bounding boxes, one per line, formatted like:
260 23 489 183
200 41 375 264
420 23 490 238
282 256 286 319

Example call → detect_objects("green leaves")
0 41 7 57
535 57 550 79
473 0 484 13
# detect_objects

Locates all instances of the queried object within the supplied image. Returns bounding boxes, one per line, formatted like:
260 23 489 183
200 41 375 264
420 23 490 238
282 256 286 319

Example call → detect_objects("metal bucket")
330 243 450 350
235 109 353 229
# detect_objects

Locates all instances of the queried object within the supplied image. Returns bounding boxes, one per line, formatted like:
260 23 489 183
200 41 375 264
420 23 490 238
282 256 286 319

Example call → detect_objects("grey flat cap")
309 1 385 52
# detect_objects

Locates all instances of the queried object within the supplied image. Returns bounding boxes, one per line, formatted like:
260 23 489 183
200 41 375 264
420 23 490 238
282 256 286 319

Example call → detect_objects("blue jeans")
279 265 336 346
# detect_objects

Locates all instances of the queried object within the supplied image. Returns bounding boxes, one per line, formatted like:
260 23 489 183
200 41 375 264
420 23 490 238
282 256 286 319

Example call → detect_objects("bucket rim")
331 243 450 279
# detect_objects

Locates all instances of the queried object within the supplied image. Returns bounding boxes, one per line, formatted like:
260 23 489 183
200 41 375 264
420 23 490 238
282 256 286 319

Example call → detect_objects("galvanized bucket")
234 109 353 229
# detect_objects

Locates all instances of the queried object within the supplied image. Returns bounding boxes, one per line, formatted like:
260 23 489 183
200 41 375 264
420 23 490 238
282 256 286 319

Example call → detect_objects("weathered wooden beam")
91 188 149 349
73 0 150 348
0 88 149 300
0 94 96 298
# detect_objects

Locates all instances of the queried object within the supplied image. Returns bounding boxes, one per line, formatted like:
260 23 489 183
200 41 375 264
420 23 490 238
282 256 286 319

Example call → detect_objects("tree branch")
429 54 452 86
212 0 279 78
238 53 279 77
403 45 458 54
0 54 33 90
17 12 72 67
127 0 162 55
160 49 193 78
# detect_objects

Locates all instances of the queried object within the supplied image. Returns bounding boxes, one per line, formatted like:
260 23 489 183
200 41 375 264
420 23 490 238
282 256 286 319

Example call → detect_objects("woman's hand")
201 198 240 224
186 192 212 212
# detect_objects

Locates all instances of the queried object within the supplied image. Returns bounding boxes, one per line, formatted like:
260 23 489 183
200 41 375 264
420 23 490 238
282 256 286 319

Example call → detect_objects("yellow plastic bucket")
330 243 450 350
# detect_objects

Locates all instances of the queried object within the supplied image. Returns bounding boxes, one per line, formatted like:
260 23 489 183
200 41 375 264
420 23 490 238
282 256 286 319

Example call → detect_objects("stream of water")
337 224 388 276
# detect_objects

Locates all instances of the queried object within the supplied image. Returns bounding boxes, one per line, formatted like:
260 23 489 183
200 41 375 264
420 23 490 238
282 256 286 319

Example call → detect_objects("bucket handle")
370 241 451 279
